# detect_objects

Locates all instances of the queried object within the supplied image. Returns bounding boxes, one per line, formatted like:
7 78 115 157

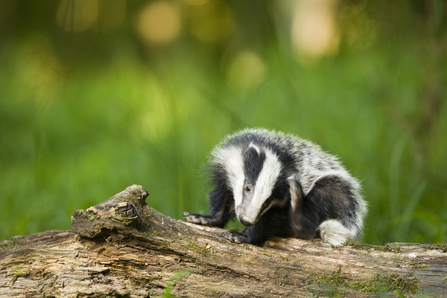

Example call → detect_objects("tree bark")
1 185 446 297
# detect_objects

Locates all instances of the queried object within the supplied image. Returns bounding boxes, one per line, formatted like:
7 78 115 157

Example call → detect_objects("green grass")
0 35 446 246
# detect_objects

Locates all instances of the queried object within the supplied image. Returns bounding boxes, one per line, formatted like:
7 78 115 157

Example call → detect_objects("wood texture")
1 185 446 297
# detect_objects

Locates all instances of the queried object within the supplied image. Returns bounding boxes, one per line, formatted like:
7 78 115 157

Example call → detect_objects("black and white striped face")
212 142 283 226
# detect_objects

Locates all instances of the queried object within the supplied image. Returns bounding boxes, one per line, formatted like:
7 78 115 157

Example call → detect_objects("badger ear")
287 175 303 213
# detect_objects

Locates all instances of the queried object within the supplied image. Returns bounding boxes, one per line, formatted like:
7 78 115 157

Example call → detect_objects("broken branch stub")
70 185 151 238
70 184 205 243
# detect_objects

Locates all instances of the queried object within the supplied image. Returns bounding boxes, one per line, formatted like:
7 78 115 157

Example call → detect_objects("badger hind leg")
318 219 356 247
296 175 365 247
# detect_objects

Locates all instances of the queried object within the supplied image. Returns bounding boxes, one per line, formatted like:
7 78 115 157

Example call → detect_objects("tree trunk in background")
1 185 446 297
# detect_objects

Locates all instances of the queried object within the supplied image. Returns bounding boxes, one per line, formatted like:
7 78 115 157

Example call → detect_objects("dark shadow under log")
1 185 446 297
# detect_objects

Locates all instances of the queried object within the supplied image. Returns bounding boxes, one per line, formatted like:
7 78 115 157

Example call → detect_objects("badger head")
213 142 286 226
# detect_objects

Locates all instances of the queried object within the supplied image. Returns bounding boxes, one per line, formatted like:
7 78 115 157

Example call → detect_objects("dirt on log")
1 185 446 297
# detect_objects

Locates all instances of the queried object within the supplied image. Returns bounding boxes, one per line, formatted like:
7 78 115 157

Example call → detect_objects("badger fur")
183 128 367 246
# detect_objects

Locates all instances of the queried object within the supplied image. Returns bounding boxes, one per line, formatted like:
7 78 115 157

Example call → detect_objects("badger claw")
183 212 214 226
219 231 248 244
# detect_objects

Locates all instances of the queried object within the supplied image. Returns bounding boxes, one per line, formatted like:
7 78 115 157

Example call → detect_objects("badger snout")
239 216 253 227
236 205 257 226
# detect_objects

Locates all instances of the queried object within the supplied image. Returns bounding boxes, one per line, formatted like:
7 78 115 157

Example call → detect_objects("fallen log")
0 185 446 297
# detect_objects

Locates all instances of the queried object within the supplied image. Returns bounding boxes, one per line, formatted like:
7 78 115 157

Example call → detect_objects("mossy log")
1 185 446 297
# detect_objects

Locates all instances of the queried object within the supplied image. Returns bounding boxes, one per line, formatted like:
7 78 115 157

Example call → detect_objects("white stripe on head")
212 146 245 206
243 148 282 223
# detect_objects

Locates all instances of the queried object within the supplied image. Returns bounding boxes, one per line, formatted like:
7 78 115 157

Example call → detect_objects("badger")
183 128 367 246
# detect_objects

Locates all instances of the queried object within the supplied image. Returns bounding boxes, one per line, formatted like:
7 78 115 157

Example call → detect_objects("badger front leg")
183 187 234 229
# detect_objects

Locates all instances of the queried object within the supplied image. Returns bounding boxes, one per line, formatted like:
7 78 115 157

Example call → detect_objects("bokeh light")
227 51 266 92
291 0 339 58
136 1 181 45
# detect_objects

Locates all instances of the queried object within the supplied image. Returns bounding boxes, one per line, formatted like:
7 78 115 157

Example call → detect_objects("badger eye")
244 185 252 192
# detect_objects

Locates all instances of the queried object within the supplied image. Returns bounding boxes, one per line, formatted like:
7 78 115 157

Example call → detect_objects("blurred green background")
0 0 446 245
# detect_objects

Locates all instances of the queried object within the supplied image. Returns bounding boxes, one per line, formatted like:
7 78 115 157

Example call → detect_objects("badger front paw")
183 212 215 226
219 230 250 244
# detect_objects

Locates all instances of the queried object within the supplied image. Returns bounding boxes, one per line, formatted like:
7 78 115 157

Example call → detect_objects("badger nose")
239 216 253 227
